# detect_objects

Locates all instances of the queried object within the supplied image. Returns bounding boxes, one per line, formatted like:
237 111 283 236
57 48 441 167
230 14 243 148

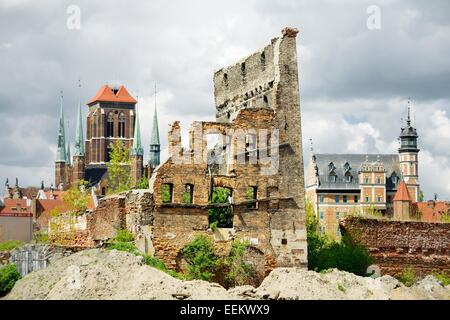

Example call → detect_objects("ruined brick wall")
87 194 127 241
340 216 450 275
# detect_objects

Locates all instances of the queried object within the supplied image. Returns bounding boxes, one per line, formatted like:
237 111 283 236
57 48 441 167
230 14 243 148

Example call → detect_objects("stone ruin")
47 27 308 276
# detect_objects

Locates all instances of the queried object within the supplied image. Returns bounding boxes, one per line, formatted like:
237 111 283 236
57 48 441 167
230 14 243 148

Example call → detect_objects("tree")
180 235 219 281
106 140 132 194
62 184 90 216
418 190 424 202
208 187 232 228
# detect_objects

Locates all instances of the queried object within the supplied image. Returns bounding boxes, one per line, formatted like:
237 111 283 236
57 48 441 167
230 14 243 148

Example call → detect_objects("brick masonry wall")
340 216 450 275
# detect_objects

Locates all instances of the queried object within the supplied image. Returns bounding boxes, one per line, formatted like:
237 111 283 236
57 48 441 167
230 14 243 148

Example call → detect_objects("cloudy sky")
0 0 449 200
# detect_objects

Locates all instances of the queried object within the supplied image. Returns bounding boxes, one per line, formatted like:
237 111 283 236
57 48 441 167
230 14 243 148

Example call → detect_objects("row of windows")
106 112 126 138
161 183 260 207
319 195 358 204
319 194 392 204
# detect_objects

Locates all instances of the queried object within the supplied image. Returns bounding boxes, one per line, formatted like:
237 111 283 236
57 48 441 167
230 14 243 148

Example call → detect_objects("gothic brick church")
54 84 161 195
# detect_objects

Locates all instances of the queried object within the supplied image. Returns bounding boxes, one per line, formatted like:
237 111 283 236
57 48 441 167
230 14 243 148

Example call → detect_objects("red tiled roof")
87 84 137 105
414 201 450 223
393 181 411 202
0 199 32 217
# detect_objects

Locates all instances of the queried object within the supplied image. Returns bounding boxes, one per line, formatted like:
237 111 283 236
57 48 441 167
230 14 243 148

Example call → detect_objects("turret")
150 92 161 171
149 87 161 174
72 82 86 185
55 92 67 189
398 100 420 202
131 103 144 186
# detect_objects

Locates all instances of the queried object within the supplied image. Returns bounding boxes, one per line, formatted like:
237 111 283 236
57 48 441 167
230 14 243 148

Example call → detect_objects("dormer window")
328 162 336 172
345 174 352 183
329 174 337 183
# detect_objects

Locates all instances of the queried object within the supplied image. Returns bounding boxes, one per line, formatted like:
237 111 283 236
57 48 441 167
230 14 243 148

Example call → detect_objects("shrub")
180 235 219 281
112 229 134 243
107 242 139 254
306 200 373 276
224 239 254 287
433 271 450 286
0 264 21 297
33 230 49 244
0 240 23 252
396 268 417 287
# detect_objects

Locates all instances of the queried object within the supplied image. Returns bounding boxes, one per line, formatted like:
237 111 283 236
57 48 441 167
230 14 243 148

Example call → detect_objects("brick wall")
340 216 450 275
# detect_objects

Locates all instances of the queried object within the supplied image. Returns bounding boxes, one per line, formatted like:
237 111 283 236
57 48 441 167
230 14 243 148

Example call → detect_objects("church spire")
66 120 71 166
56 91 67 163
74 80 85 156
131 100 144 156
149 85 161 168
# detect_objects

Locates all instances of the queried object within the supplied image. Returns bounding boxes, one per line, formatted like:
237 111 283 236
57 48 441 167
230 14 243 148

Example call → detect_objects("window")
377 177 381 184
107 112 114 137
118 112 125 138
343 195 348 203
241 62 246 79
354 195 358 203
162 183 173 203
281 238 287 245
365 196 369 203
392 176 398 185
263 95 268 106
320 211 324 220
377 195 381 203
245 134 257 162
246 186 257 209
364 177 369 184
319 195 324 203
336 212 340 219
106 146 112 162
182 184 194 204
345 175 352 183
329 175 337 183
223 73 228 86
335 195 339 203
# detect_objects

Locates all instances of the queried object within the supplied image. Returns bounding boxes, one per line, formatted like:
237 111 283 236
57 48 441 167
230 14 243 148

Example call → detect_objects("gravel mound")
4 249 449 300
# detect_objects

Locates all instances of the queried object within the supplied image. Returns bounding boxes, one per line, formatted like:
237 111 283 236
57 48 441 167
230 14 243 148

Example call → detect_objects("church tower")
398 102 420 202
72 83 86 185
85 84 137 165
131 103 144 186
55 92 67 189
149 92 161 175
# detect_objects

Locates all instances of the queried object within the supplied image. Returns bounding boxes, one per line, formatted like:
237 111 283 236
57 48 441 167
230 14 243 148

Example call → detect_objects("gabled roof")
87 85 137 105
393 181 411 201
0 199 32 217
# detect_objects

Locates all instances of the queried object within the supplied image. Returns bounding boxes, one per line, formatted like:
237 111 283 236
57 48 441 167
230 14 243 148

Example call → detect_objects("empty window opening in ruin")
208 187 233 228
107 112 114 137
162 183 174 203
241 62 246 81
223 73 228 86
263 95 268 106
247 186 258 209
118 112 126 138
206 133 228 166
281 238 288 245
182 184 194 205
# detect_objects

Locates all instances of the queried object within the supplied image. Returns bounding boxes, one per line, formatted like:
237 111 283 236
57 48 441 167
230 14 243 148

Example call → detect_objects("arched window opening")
118 112 125 138
107 112 114 137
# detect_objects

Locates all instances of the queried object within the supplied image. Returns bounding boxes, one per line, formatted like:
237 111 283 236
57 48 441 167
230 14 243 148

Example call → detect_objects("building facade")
306 110 420 237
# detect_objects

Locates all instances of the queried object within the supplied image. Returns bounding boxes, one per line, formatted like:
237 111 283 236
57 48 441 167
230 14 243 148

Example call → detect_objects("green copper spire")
131 104 144 156
149 85 160 167
66 120 71 165
56 91 67 163
74 81 85 156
